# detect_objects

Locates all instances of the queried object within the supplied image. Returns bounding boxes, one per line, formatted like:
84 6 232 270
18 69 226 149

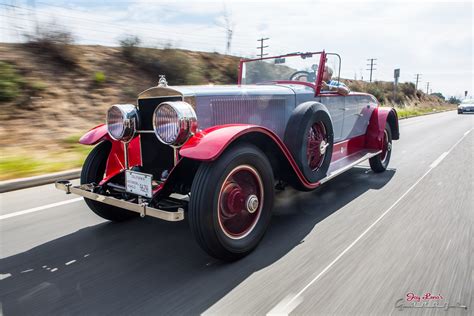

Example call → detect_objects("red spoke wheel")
306 121 328 171
284 101 334 186
189 144 274 261
218 165 263 239
369 122 392 173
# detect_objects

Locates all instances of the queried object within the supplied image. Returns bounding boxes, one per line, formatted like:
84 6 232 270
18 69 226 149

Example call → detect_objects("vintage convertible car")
56 51 399 261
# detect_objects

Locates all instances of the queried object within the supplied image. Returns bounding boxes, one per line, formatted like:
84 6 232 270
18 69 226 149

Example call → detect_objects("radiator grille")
210 96 286 135
137 97 181 179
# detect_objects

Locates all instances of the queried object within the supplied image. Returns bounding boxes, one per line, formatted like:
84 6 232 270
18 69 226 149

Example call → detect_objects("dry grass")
0 43 454 180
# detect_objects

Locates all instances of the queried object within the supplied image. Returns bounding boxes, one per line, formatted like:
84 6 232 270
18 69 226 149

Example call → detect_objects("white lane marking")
65 260 76 266
267 295 303 316
0 198 83 220
464 130 471 136
0 273 12 280
429 152 448 168
269 128 472 315
50 268 58 272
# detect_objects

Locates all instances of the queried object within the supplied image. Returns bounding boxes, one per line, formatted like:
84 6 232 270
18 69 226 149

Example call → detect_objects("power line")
0 13 256 52
366 58 377 82
0 3 253 45
257 37 269 58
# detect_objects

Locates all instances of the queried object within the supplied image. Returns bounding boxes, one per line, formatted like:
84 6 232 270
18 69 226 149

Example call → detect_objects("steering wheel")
289 71 316 82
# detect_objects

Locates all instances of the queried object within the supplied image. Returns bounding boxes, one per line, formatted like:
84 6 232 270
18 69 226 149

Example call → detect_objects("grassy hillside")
0 43 453 179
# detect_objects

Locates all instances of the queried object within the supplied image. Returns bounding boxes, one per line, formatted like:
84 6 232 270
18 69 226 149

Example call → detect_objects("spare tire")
284 102 334 183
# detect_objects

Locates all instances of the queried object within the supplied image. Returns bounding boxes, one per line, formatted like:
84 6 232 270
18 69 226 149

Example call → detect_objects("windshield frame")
238 51 327 95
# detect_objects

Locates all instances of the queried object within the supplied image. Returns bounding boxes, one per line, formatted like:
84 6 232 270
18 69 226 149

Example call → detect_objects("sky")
1 0 472 98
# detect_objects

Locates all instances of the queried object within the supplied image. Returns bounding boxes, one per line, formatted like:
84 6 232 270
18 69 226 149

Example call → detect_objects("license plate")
125 170 153 198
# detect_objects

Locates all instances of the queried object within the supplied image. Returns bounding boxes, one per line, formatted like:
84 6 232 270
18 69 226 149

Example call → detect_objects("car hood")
138 84 312 99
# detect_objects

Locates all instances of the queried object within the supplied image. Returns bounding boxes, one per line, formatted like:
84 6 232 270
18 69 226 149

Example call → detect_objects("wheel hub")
319 140 328 155
217 165 264 239
246 195 259 214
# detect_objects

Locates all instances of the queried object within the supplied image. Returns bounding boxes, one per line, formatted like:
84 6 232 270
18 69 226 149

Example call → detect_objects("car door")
342 95 376 139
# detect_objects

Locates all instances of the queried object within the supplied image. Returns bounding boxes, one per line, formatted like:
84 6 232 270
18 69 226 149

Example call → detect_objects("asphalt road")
1 111 473 315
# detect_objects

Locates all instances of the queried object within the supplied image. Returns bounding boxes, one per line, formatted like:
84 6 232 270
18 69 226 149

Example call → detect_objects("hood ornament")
158 75 168 87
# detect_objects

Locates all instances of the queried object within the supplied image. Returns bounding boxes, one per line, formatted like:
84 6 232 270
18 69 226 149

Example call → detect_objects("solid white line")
269 128 472 315
0 198 83 220
464 130 471 136
429 152 448 168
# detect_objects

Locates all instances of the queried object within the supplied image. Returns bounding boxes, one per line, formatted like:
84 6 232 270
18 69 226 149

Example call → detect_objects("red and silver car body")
56 51 399 260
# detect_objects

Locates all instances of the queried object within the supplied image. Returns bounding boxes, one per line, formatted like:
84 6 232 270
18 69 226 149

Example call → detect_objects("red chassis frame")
79 106 398 193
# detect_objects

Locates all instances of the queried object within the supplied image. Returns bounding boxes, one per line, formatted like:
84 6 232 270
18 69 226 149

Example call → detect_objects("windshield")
241 53 322 85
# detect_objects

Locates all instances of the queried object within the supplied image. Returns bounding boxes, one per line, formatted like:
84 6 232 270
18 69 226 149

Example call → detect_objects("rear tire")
81 141 136 222
284 102 334 183
188 144 274 261
369 123 392 173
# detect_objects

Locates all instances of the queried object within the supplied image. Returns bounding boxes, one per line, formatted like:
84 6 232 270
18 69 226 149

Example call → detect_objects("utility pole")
414 73 422 90
426 82 430 94
366 58 377 82
257 37 269 58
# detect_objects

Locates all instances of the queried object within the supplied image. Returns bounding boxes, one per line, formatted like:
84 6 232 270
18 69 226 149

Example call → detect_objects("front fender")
180 124 320 189
79 124 110 145
366 107 399 150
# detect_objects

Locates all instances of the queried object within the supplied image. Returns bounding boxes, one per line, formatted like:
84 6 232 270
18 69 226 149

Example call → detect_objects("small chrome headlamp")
153 101 197 147
106 104 139 142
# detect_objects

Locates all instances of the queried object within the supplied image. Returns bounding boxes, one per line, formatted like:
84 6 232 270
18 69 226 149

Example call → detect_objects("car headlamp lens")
106 104 138 142
153 101 197 146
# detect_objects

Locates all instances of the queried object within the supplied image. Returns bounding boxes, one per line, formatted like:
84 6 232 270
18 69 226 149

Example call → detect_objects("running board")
320 150 382 184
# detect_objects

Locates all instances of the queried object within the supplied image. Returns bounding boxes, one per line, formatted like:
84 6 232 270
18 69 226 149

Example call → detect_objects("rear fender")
180 124 320 189
366 107 399 150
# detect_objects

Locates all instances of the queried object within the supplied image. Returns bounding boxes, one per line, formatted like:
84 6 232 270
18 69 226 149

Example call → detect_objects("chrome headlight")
106 104 139 142
153 101 197 146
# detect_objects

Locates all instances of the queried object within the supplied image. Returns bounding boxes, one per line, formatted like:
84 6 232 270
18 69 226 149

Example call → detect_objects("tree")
430 92 445 100
448 96 461 104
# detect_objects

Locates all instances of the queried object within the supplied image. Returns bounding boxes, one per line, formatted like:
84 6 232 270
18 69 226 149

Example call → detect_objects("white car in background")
458 99 474 114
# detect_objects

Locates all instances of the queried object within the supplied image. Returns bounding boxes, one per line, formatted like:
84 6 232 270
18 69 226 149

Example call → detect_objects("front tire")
188 144 274 261
369 123 392 173
81 141 136 222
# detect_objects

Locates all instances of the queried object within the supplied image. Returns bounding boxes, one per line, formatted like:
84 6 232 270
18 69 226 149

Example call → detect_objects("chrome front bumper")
55 180 184 222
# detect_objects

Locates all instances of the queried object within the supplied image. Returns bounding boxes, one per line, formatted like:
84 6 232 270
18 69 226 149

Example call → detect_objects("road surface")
1 111 473 315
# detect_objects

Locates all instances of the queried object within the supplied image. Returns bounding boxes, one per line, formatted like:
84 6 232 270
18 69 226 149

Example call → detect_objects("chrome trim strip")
55 181 184 222
136 130 155 134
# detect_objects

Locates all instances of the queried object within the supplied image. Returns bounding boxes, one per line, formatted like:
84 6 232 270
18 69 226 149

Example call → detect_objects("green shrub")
94 71 106 84
223 61 239 83
400 82 416 96
25 24 77 68
29 80 47 92
119 35 141 59
366 86 384 103
0 62 22 102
